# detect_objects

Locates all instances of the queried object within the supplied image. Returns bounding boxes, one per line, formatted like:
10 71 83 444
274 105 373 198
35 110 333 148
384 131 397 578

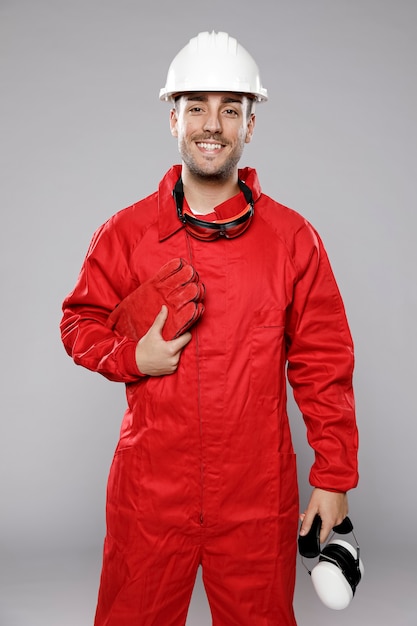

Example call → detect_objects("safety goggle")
173 177 254 241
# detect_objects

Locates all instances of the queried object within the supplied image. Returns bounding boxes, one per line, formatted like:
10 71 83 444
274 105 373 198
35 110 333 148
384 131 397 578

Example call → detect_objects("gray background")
1 0 416 624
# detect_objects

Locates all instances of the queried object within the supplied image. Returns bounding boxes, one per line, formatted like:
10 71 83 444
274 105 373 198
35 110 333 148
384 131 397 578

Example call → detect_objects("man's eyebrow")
221 96 244 104
185 95 206 102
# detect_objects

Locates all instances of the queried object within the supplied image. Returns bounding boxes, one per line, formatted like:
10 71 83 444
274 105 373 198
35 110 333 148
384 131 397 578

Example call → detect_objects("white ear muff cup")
310 539 364 610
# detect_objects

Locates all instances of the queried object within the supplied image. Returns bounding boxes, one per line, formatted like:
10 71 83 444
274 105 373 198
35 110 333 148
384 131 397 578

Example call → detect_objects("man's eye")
224 109 238 116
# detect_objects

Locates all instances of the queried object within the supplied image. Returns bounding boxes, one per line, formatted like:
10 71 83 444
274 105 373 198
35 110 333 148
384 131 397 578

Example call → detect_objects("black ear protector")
298 515 364 610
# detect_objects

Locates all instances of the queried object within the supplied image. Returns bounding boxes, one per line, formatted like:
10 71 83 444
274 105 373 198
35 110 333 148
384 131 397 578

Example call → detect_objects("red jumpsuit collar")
158 165 262 241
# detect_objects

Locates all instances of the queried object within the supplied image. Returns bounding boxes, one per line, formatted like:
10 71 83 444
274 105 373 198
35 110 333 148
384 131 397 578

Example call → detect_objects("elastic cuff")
118 339 147 378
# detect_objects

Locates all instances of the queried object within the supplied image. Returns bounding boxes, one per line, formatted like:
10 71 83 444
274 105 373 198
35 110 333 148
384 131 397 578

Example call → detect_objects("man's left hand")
299 488 348 544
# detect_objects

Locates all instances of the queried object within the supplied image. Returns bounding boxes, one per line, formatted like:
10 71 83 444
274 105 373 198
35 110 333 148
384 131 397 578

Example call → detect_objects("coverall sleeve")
285 222 359 493
60 219 144 383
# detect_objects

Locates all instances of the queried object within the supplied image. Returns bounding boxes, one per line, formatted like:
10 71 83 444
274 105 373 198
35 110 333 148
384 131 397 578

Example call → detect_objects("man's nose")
203 110 222 134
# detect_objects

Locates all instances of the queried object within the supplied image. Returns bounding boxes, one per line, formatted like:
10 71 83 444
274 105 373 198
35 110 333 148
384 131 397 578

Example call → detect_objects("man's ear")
245 114 256 144
170 108 178 138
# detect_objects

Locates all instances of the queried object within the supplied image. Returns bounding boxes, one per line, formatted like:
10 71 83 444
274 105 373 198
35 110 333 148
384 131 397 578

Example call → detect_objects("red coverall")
61 165 359 626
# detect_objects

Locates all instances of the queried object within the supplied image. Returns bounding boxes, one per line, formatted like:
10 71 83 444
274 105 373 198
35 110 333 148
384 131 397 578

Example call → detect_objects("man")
61 31 358 626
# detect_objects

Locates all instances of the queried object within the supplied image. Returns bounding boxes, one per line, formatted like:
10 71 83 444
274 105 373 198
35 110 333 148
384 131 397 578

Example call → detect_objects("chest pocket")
251 308 287 411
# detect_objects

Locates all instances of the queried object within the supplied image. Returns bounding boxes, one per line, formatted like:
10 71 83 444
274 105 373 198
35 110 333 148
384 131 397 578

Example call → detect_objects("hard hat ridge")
159 31 268 102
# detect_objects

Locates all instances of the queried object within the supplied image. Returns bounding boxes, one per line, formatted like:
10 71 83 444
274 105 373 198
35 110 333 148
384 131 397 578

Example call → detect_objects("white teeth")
197 142 222 151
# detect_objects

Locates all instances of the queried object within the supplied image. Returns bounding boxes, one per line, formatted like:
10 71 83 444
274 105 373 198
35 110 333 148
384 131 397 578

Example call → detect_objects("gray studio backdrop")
1 1 416 625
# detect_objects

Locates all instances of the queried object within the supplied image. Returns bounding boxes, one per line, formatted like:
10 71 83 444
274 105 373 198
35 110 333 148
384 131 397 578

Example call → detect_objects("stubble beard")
179 136 245 183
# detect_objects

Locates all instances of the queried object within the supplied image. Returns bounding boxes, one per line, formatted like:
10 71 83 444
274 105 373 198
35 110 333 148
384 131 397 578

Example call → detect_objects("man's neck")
181 169 241 215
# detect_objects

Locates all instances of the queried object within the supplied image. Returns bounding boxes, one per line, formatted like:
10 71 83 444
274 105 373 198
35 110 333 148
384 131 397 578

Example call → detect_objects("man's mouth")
196 142 223 152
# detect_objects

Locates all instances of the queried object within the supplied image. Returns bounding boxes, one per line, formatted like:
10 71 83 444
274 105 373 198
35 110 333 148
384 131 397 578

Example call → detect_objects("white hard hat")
159 31 268 102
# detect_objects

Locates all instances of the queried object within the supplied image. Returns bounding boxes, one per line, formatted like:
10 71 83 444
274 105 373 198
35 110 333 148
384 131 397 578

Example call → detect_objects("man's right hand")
135 305 192 376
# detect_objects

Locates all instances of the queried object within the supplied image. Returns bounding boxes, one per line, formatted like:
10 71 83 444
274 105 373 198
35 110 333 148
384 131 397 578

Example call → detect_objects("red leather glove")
106 258 205 341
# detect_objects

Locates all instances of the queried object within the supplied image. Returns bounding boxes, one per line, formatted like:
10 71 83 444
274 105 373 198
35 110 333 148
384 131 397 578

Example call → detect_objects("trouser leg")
94 538 201 626
94 445 202 625
201 519 298 626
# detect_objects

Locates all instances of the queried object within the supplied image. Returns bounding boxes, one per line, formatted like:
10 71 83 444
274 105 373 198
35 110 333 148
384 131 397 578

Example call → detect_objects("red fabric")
106 257 205 341
61 165 359 625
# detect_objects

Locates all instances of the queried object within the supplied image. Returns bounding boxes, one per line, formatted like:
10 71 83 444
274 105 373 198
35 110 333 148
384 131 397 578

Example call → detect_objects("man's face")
170 92 255 181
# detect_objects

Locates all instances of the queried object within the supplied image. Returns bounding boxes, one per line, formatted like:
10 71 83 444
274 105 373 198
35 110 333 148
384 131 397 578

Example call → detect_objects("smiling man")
171 92 255 188
61 31 359 626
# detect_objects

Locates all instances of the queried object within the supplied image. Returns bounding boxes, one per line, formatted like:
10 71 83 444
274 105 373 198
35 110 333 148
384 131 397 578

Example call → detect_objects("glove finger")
154 257 185 283
195 280 205 302
166 302 205 340
159 262 197 291
194 301 205 321
170 281 205 306
189 279 205 302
